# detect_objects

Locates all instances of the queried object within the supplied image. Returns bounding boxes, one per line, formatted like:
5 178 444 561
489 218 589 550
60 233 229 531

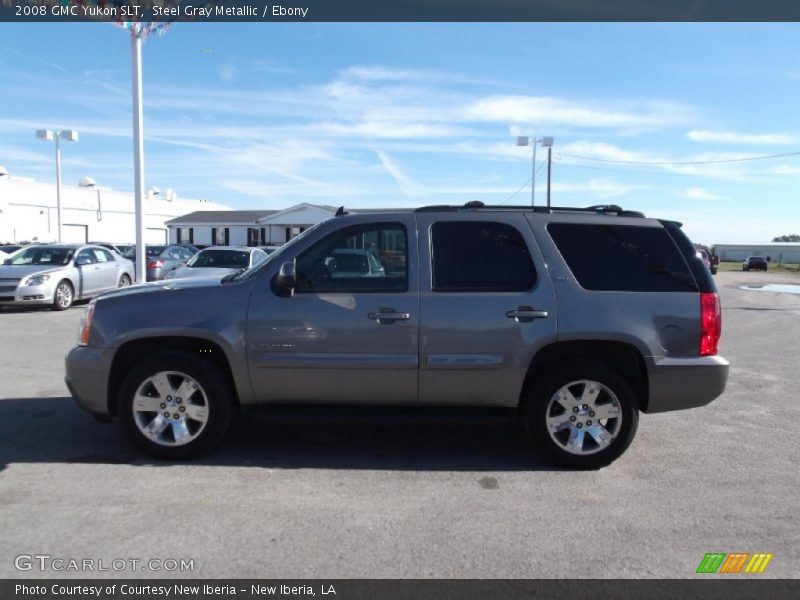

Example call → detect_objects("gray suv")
65 203 728 469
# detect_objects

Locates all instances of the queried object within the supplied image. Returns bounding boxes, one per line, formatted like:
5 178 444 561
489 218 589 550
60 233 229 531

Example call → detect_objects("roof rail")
414 201 645 217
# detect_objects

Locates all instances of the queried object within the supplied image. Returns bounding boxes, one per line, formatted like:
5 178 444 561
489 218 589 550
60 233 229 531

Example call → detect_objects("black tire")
523 361 639 469
118 274 132 287
52 280 74 311
117 350 234 459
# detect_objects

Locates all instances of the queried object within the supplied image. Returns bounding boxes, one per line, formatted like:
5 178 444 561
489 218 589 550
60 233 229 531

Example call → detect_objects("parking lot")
0 269 798 579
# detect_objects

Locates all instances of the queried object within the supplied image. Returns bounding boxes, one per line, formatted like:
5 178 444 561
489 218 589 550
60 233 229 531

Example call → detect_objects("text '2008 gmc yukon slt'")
66 203 729 469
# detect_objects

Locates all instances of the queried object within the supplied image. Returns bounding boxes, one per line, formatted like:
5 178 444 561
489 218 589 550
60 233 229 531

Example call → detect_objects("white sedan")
164 246 269 280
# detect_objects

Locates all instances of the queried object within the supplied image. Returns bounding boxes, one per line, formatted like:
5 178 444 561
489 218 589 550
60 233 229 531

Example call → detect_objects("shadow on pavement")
0 396 562 472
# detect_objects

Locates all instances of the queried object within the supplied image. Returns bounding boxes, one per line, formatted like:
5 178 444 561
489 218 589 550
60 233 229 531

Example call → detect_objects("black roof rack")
414 201 645 218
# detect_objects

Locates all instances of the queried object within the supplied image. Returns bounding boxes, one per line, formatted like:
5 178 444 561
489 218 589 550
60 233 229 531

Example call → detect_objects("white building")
714 243 800 264
166 203 342 246
0 167 231 244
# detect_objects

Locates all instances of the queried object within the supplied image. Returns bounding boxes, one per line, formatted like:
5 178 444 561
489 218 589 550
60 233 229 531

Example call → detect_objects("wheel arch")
107 336 239 416
521 340 650 411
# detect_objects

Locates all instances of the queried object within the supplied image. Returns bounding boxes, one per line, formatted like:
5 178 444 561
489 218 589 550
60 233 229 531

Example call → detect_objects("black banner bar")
3 580 800 600
4 0 800 23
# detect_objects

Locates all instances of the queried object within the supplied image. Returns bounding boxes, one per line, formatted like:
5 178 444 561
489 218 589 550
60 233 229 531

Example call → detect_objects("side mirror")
76 256 91 266
272 260 296 297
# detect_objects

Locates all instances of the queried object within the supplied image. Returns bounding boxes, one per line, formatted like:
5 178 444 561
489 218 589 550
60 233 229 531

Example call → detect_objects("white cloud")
553 179 650 199
687 129 794 145
682 187 727 201
376 151 428 198
465 96 690 129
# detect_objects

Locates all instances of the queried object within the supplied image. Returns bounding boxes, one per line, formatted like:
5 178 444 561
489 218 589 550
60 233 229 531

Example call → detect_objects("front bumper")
644 355 730 413
0 282 55 306
65 345 114 418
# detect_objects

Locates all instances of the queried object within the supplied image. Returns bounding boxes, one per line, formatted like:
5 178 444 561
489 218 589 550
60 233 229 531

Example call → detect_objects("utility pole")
546 146 553 208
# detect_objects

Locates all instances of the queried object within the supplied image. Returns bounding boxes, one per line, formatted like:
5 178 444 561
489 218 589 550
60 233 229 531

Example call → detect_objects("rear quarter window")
547 223 697 292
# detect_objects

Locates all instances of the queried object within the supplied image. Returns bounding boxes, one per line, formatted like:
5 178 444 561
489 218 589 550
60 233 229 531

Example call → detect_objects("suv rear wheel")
524 361 639 469
117 351 233 459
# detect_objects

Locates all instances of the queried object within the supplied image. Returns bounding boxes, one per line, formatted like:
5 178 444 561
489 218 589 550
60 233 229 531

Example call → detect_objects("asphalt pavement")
0 270 798 579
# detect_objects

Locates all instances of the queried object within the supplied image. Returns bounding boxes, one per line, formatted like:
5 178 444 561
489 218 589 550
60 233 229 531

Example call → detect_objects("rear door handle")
368 308 411 324
506 306 548 323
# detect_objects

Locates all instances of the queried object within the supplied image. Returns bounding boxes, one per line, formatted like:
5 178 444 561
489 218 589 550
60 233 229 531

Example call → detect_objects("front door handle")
368 308 411 324
506 306 548 323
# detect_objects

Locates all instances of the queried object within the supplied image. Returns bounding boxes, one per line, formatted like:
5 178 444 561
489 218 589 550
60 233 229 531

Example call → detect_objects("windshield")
188 249 250 269
118 245 135 258
8 247 74 266
229 223 324 283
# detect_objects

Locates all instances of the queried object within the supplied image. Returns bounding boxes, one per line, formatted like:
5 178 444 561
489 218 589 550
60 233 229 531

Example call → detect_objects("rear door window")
431 221 536 292
548 223 697 292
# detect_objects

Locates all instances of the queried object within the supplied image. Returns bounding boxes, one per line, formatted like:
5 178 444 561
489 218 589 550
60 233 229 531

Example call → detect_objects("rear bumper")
65 345 113 418
644 355 729 413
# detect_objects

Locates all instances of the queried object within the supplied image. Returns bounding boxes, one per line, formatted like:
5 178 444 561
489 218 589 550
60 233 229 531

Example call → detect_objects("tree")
772 234 800 242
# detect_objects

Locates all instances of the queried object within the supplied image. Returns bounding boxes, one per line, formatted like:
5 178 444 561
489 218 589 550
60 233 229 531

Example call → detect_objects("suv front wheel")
524 361 639 469
117 351 234 459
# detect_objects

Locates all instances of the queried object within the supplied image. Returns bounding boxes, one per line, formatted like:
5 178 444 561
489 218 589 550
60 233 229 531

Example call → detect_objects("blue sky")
2 22 800 243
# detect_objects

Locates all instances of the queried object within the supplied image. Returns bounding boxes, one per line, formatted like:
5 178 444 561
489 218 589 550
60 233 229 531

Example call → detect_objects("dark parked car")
66 203 728 469
742 256 768 271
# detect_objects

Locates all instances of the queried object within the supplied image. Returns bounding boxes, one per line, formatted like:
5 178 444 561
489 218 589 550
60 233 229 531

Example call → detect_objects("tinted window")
146 246 166 257
295 223 407 293
431 221 535 292
548 223 697 292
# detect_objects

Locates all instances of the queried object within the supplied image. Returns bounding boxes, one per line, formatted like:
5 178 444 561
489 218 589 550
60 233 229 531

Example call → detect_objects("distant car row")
0 243 275 310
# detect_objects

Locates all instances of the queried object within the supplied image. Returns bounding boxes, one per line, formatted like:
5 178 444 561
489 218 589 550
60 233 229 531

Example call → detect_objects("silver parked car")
0 244 134 310
145 245 196 281
165 246 268 280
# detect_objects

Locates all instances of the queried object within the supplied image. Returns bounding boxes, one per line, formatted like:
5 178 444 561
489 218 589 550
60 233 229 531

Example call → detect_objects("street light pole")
54 134 62 243
531 141 537 207
37 129 78 243
131 33 146 284
517 136 554 207
547 146 553 208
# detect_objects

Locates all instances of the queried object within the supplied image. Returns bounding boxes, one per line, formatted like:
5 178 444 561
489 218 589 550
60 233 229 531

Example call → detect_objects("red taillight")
147 260 163 269
700 292 721 356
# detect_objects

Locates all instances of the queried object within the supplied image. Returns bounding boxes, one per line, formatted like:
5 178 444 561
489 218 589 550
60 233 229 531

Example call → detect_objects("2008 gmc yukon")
66 203 728 469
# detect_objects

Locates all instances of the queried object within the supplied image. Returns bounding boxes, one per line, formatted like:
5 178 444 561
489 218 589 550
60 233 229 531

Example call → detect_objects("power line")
500 162 547 205
499 176 532 205
558 150 800 166
555 157 800 178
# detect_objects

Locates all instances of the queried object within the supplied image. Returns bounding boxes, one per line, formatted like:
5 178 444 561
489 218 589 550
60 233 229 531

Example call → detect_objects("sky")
1 22 800 244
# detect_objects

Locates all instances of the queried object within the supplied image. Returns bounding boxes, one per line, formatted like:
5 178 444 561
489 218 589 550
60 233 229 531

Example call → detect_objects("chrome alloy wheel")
545 379 623 455
132 371 209 447
55 282 72 308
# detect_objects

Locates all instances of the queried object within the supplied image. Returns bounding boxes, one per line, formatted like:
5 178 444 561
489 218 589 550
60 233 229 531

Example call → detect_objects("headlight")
25 274 50 286
77 301 96 346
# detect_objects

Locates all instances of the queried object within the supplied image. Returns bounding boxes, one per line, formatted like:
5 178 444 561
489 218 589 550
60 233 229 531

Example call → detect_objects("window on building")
547 223 697 292
211 227 228 246
176 227 193 244
431 221 535 292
